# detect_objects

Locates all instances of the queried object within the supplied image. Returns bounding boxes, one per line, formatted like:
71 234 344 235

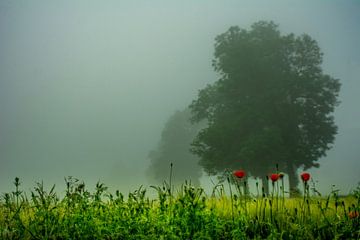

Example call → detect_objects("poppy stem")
227 176 235 225
169 162 173 222
169 162 173 198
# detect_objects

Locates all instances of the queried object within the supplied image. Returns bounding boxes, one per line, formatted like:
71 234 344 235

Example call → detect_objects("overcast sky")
0 0 359 195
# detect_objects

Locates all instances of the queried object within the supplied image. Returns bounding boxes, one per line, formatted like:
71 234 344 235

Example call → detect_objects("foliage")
189 21 341 193
0 177 359 239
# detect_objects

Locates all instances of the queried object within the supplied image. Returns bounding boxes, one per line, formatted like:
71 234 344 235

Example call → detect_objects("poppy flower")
233 170 246 179
349 211 359 219
300 172 311 182
270 173 280 182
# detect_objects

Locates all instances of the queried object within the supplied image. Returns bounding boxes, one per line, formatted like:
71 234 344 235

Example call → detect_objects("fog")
0 0 359 196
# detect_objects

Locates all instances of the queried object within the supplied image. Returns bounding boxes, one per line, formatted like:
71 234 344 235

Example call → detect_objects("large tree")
146 108 205 186
190 21 341 195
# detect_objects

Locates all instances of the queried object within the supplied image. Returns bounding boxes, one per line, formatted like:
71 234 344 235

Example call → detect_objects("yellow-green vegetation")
0 177 359 239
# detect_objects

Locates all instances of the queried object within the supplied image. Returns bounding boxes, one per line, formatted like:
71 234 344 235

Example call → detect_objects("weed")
0 177 359 239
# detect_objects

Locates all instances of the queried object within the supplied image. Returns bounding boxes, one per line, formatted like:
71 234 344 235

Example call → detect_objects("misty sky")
0 0 359 195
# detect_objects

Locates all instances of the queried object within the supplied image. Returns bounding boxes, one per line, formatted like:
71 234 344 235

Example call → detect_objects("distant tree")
190 21 341 195
146 108 205 186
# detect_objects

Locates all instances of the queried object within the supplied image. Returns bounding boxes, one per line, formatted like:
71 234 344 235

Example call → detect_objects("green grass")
0 177 359 239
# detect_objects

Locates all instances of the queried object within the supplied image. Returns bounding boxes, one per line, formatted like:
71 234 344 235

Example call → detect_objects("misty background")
0 0 359 195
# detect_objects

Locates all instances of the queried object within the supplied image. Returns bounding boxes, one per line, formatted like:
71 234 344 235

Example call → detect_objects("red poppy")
270 173 280 182
300 172 311 182
233 170 246 179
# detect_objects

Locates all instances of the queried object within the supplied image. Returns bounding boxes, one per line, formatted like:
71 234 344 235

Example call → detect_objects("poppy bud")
233 170 246 179
300 172 311 182
270 173 280 182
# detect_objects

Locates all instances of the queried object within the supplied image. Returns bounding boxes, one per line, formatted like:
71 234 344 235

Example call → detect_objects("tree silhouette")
146 108 205 186
190 21 341 195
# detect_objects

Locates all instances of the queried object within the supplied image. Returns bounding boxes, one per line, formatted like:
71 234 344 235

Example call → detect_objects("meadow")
0 174 359 240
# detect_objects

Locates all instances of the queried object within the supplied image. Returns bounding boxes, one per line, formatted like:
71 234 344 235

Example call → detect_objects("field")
1 176 359 239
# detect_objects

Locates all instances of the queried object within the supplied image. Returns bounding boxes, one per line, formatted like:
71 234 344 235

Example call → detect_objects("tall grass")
0 177 359 239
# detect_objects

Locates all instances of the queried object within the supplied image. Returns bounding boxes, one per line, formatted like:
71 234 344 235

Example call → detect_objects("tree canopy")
190 21 341 193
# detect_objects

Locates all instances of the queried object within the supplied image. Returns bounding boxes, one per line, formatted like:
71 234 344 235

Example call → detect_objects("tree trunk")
287 164 299 197
261 177 269 197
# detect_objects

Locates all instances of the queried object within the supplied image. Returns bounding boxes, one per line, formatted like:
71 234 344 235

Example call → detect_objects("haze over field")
0 0 359 195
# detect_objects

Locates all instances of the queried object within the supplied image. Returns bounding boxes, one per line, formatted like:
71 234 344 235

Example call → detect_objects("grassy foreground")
1 177 359 239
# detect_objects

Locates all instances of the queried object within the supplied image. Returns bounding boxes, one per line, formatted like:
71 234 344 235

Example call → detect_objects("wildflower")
300 172 311 182
233 170 246 179
349 211 359 219
270 173 280 182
